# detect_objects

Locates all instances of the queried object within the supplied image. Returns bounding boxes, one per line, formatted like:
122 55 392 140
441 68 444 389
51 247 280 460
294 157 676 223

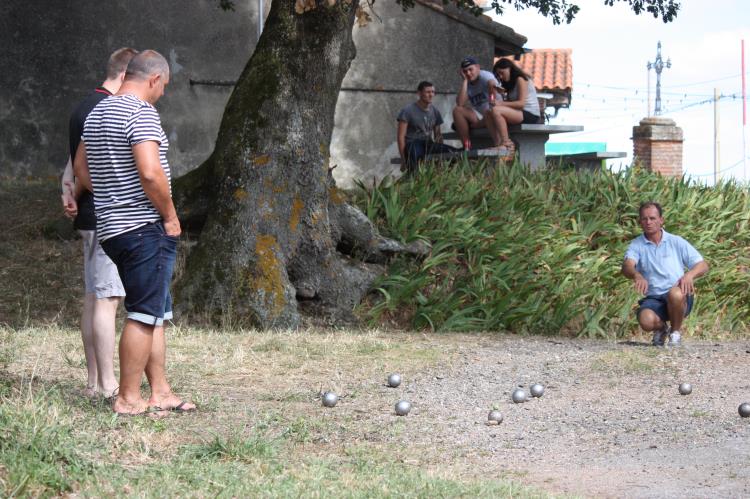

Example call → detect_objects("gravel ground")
352 335 750 498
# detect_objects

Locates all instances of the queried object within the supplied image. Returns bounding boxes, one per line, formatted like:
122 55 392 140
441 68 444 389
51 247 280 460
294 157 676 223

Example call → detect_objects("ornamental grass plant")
354 160 750 337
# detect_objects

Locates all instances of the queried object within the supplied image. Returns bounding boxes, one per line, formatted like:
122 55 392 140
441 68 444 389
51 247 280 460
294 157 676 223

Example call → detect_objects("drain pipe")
258 0 264 42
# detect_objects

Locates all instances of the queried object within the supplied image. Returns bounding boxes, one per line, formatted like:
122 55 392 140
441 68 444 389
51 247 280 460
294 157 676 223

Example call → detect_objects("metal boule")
395 400 411 416
322 392 338 407
487 410 503 424
739 402 750 418
387 373 402 388
530 383 545 398
678 383 692 395
511 388 527 403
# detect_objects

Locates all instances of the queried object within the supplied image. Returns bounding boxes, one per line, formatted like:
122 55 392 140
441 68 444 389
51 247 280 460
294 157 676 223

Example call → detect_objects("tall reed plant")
354 161 750 337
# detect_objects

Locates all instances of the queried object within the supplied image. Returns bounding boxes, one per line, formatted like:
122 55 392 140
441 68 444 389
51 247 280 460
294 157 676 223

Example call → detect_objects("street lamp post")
647 41 671 116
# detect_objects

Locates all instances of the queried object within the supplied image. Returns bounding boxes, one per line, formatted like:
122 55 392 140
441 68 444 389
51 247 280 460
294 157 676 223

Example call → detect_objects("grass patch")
353 161 750 337
0 325 549 498
0 179 82 328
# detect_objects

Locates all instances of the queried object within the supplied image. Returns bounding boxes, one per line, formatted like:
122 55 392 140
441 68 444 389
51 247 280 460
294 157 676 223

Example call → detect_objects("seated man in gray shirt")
396 81 456 174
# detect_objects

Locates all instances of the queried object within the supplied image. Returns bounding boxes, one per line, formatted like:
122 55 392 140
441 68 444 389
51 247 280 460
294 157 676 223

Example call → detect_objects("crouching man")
622 201 709 347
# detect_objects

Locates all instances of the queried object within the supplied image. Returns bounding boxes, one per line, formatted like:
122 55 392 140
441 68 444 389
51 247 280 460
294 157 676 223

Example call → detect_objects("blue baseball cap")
460 56 478 68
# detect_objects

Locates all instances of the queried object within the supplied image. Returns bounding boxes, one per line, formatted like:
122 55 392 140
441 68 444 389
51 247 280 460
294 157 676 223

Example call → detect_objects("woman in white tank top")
487 58 542 154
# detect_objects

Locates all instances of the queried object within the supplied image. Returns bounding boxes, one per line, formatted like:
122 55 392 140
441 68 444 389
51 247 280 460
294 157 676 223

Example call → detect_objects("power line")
689 156 750 178
663 72 749 88
573 71 749 91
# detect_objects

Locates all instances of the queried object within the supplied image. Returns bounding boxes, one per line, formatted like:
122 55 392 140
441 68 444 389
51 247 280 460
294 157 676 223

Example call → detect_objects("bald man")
75 50 195 417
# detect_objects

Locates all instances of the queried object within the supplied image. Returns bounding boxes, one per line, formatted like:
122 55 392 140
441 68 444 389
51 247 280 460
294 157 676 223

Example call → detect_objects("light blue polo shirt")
624 230 703 296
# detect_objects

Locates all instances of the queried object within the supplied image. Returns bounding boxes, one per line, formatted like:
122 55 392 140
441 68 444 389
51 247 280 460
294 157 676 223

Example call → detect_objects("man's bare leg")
666 286 687 331
112 319 154 414
146 325 196 411
452 107 480 146
639 308 670 346
92 297 120 397
80 293 98 396
638 308 665 333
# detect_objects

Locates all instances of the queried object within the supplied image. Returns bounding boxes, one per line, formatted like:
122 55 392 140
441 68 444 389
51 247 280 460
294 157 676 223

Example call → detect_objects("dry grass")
0 179 82 327
0 325 548 497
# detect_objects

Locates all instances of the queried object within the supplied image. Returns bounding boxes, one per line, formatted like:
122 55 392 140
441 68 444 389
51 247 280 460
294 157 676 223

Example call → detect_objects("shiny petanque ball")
511 388 527 404
678 383 692 396
530 383 545 398
387 373 402 388
395 400 411 416
322 392 339 407
487 410 504 424
739 403 750 418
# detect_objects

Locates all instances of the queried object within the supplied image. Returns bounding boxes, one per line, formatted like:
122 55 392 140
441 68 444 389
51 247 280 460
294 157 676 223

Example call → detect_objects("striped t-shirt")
82 94 171 242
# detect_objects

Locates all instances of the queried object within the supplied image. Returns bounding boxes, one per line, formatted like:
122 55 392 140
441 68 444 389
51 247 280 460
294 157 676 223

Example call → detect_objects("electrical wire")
689 156 750 178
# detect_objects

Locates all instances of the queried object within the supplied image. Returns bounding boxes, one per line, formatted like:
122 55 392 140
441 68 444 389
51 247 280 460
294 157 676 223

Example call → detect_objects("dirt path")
7 327 750 497
376 335 750 498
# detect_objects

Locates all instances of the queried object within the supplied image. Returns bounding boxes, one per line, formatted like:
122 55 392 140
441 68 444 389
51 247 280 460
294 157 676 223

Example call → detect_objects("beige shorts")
79 230 125 299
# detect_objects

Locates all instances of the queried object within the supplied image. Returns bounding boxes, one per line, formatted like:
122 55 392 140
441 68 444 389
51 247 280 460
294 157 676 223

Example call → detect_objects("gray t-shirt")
466 70 498 112
397 102 444 142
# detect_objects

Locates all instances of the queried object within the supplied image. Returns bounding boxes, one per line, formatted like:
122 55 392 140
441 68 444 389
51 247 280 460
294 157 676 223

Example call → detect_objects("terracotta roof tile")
500 48 572 93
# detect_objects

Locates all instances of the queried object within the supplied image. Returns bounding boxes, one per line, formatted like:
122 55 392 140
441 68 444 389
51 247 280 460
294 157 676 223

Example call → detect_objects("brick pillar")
632 117 683 177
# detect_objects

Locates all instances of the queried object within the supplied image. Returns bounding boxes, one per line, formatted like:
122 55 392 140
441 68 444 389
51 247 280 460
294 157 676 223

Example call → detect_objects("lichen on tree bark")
173 0 418 328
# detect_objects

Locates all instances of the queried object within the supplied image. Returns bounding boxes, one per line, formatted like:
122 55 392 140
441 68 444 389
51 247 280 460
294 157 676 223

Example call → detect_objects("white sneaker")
652 325 670 347
667 330 682 347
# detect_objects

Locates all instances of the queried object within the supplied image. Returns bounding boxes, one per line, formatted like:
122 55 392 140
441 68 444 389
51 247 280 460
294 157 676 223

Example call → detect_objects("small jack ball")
530 384 545 398
322 392 338 407
395 400 411 416
739 403 750 418
487 410 503 424
678 383 692 395
511 389 527 403
387 373 402 388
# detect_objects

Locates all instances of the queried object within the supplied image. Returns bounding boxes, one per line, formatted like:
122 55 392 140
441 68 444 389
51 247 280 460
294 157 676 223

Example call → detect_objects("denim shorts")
638 292 694 322
101 222 177 326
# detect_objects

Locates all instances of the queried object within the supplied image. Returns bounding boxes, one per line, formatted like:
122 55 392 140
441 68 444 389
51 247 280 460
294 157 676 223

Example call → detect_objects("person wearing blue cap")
452 57 502 152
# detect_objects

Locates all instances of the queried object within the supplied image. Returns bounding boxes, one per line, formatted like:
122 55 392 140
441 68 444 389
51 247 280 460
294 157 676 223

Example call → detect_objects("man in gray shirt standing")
397 81 455 174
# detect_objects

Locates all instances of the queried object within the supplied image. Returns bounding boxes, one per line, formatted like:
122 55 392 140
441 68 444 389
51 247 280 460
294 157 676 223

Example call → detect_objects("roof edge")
414 0 527 56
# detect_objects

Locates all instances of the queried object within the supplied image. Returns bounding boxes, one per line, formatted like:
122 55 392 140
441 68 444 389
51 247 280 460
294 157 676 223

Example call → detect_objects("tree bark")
174 0 380 328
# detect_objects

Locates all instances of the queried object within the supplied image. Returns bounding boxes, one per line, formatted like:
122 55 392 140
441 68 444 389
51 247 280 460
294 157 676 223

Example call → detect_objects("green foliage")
0 385 98 497
354 161 750 336
394 0 680 24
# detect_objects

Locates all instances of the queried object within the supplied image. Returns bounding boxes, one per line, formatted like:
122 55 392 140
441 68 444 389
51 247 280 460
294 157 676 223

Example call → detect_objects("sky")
490 0 750 184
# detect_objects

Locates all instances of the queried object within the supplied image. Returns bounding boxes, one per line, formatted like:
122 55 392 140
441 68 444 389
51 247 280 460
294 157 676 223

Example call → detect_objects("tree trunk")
173 0 381 328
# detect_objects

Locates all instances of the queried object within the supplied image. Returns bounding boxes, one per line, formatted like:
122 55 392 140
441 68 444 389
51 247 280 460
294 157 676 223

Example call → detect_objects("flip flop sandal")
153 400 197 413
115 406 169 419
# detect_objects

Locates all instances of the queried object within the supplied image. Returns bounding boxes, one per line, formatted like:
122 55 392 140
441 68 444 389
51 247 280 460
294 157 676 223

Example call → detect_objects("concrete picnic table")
443 123 584 170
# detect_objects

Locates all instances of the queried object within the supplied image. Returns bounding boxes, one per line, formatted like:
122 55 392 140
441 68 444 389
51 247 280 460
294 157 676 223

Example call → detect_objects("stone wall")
331 1 497 188
2 0 513 187
0 0 261 178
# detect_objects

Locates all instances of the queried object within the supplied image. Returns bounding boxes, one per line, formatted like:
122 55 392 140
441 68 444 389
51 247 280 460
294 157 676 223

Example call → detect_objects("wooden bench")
546 151 627 171
389 146 511 165
443 124 584 171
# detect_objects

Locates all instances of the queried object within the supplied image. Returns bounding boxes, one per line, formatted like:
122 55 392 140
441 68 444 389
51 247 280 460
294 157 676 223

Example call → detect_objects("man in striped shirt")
75 50 195 416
